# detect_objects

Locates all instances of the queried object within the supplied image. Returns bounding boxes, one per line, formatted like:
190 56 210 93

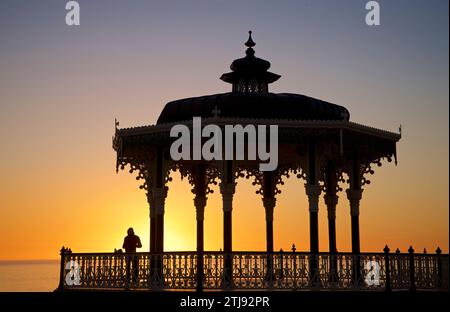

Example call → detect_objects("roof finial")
245 30 256 56
245 30 255 48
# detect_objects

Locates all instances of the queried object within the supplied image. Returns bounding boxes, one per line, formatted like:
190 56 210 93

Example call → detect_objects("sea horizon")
0 259 59 292
0 259 59 263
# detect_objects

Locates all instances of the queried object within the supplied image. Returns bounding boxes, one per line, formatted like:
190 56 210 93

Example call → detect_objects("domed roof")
156 31 350 124
157 92 350 124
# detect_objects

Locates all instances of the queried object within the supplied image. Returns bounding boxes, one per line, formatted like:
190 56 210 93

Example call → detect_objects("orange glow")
0 1 448 260
0 160 447 260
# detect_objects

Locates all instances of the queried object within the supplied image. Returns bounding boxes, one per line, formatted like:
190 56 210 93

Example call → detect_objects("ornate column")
263 196 276 252
194 195 206 291
148 185 167 288
324 194 338 252
325 193 338 283
221 183 235 251
147 194 156 253
220 161 235 288
324 161 339 283
153 187 168 253
305 184 321 253
347 151 363 286
346 188 363 254
347 152 363 255
261 171 276 252
192 165 208 291
192 166 208 253
306 141 321 285
324 161 339 254
150 149 168 288
347 188 362 286
262 195 275 286
305 183 321 286
194 196 207 253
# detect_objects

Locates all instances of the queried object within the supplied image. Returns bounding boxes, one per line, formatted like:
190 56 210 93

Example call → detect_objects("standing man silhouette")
123 227 142 287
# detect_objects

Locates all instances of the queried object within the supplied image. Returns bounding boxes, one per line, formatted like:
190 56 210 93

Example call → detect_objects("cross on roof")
212 105 221 117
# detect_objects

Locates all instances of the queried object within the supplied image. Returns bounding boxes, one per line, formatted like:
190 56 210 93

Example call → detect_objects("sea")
0 260 59 292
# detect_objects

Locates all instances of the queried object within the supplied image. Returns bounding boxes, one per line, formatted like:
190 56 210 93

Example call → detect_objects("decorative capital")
153 186 168 199
324 194 338 219
305 184 322 197
346 189 363 216
148 197 156 218
220 182 236 196
194 196 207 221
324 194 339 207
263 196 276 221
346 189 363 201
305 184 321 213
220 182 235 212
153 186 168 215
194 195 207 209
262 196 276 210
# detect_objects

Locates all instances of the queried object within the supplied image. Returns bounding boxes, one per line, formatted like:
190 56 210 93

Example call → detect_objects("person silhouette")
123 227 142 252
122 227 142 287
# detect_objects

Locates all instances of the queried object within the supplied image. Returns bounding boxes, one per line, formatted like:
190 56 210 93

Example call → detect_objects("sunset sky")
0 0 448 260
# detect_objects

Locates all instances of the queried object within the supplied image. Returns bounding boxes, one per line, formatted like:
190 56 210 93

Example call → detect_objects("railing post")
265 251 274 288
384 245 391 292
436 247 442 289
395 248 401 288
291 244 297 289
58 246 67 290
423 248 429 287
279 249 284 286
148 253 161 290
222 252 233 289
158 252 164 289
329 250 338 285
125 253 130 289
196 251 204 292
408 246 416 291
148 253 154 289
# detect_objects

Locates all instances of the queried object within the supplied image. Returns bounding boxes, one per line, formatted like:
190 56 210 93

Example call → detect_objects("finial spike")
245 30 255 48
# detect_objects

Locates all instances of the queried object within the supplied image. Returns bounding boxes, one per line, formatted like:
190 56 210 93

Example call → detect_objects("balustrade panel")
59 251 447 291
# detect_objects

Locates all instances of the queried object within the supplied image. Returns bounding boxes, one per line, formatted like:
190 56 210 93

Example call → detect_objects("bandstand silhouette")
58 32 448 292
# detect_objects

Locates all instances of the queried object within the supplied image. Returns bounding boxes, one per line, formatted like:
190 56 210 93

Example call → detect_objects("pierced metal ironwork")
59 251 448 291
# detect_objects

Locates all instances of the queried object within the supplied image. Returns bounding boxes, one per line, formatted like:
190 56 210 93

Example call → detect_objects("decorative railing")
58 248 448 291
